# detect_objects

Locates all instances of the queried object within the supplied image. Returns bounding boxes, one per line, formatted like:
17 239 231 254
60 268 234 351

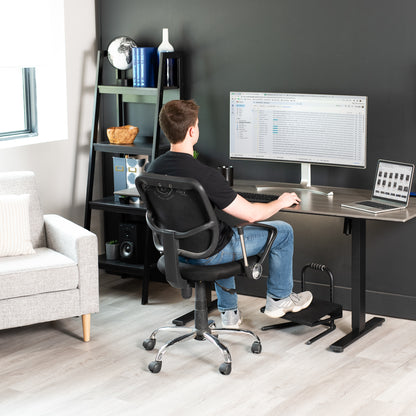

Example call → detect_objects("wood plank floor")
1 272 416 416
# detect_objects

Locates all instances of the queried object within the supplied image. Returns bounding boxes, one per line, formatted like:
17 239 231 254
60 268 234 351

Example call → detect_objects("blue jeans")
180 220 294 312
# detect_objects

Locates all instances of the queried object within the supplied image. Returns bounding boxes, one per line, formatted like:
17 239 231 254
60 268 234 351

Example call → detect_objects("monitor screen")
229 92 367 184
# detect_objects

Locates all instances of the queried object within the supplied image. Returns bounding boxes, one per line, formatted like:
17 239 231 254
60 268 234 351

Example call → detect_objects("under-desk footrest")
286 298 342 326
261 299 342 326
260 298 342 344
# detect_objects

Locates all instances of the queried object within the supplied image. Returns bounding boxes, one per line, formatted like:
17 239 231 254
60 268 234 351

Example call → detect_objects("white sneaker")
264 291 313 318
221 309 242 328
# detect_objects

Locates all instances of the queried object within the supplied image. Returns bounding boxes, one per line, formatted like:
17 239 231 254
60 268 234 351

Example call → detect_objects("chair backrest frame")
136 173 221 290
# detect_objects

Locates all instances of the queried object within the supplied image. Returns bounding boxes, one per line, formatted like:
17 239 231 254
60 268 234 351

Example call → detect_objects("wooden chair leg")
82 314 91 342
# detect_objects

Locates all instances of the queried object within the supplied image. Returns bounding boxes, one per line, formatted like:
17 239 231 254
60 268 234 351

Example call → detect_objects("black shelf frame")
83 49 184 304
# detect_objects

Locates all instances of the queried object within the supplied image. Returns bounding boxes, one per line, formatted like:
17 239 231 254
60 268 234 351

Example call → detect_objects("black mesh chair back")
136 173 219 258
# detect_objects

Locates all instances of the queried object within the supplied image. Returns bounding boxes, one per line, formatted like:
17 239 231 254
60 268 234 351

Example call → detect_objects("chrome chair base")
143 323 262 375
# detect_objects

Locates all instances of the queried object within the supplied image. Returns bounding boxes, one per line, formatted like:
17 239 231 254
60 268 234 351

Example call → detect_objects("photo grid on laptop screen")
374 161 413 203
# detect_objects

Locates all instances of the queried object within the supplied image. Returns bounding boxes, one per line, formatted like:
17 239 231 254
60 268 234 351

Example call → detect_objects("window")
0 67 38 140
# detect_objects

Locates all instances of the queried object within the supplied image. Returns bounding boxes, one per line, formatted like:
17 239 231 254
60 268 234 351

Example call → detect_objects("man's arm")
223 192 301 223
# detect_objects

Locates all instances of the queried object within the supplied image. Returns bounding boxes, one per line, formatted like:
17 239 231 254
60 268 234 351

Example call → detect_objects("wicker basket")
107 125 139 145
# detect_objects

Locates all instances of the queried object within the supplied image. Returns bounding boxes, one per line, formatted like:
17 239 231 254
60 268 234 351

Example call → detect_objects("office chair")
136 173 277 375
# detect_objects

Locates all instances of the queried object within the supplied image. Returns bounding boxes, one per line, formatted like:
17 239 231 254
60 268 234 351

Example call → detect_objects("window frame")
0 67 38 141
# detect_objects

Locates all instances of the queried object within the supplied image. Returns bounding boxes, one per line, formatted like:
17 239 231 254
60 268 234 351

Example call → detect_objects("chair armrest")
43 214 99 313
236 222 277 280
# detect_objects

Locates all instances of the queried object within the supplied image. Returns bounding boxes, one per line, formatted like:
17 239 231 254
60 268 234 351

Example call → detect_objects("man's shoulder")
148 151 200 175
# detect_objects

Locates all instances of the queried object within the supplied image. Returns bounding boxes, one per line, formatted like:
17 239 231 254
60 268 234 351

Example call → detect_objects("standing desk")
233 179 416 352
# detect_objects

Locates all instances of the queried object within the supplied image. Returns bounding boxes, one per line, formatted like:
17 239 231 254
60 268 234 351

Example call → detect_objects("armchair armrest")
236 222 277 280
43 214 99 313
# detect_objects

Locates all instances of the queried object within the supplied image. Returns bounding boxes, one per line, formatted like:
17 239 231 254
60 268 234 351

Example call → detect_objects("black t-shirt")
147 151 237 254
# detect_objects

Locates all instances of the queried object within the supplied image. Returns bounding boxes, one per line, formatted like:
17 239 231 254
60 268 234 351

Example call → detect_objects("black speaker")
119 222 142 263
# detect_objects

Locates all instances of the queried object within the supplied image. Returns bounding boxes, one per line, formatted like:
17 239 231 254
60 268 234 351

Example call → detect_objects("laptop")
341 159 415 214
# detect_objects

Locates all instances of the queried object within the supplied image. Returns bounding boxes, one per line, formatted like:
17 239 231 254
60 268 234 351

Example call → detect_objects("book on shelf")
132 47 157 87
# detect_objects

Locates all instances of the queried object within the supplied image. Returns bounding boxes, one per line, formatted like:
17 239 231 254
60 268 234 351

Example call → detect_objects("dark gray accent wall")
97 0 416 319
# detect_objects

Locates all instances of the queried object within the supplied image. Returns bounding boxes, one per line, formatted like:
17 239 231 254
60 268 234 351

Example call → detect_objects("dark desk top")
233 179 416 223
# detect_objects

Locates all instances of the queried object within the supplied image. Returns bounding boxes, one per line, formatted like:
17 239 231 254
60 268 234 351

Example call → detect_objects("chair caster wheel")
143 338 156 351
251 341 262 354
148 360 162 373
219 362 231 375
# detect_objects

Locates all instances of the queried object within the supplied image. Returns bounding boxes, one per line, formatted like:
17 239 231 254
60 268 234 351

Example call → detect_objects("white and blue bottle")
157 28 175 86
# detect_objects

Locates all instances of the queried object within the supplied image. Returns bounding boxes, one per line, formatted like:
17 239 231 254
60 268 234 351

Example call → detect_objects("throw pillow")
0 194 35 257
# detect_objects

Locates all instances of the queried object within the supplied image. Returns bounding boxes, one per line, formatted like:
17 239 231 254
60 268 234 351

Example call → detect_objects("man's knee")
268 220 293 234
268 220 294 245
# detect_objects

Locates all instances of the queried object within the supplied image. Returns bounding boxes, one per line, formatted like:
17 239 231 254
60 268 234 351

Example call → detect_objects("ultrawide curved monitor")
229 91 367 185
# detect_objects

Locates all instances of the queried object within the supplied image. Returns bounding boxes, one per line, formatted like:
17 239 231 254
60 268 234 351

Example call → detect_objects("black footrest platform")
261 298 342 327
260 298 343 344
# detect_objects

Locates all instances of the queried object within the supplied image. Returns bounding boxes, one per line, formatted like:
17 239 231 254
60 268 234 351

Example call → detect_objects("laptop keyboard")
359 200 396 210
238 191 278 202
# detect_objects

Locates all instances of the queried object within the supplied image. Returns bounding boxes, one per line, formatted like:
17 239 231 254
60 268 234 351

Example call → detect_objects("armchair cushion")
0 247 78 299
0 194 35 257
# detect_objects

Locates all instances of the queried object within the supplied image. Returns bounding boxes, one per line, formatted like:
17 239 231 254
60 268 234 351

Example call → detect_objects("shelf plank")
94 140 153 155
89 196 146 214
98 85 180 104
94 140 169 156
98 85 157 95
98 254 146 275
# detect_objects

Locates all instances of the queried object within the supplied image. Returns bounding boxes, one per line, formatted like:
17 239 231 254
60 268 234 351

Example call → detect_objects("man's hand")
277 192 301 209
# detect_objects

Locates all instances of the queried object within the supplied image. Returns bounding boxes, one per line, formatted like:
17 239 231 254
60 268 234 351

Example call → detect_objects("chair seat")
0 247 78 299
158 255 260 282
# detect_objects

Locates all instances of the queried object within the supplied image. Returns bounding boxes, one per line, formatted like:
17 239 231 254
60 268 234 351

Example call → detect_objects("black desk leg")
330 218 385 352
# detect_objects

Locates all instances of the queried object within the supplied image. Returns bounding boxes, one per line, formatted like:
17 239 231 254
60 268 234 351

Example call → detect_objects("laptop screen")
373 160 414 204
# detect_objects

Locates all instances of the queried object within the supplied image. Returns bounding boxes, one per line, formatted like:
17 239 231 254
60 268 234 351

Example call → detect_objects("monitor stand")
300 162 312 188
255 163 334 197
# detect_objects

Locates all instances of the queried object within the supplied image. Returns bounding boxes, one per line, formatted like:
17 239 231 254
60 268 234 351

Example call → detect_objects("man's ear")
188 126 199 144
188 125 195 138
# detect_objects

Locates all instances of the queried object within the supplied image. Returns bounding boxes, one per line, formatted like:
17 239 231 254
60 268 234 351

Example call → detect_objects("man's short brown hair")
159 99 199 144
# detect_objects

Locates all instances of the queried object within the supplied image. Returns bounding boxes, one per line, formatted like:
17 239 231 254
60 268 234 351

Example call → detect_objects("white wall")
0 0 103 245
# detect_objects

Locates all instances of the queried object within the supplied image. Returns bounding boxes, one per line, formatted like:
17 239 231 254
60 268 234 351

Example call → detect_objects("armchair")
136 173 277 375
0 171 99 341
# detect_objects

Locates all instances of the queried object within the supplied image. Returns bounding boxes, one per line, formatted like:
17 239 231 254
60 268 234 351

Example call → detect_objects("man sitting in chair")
148 99 313 328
